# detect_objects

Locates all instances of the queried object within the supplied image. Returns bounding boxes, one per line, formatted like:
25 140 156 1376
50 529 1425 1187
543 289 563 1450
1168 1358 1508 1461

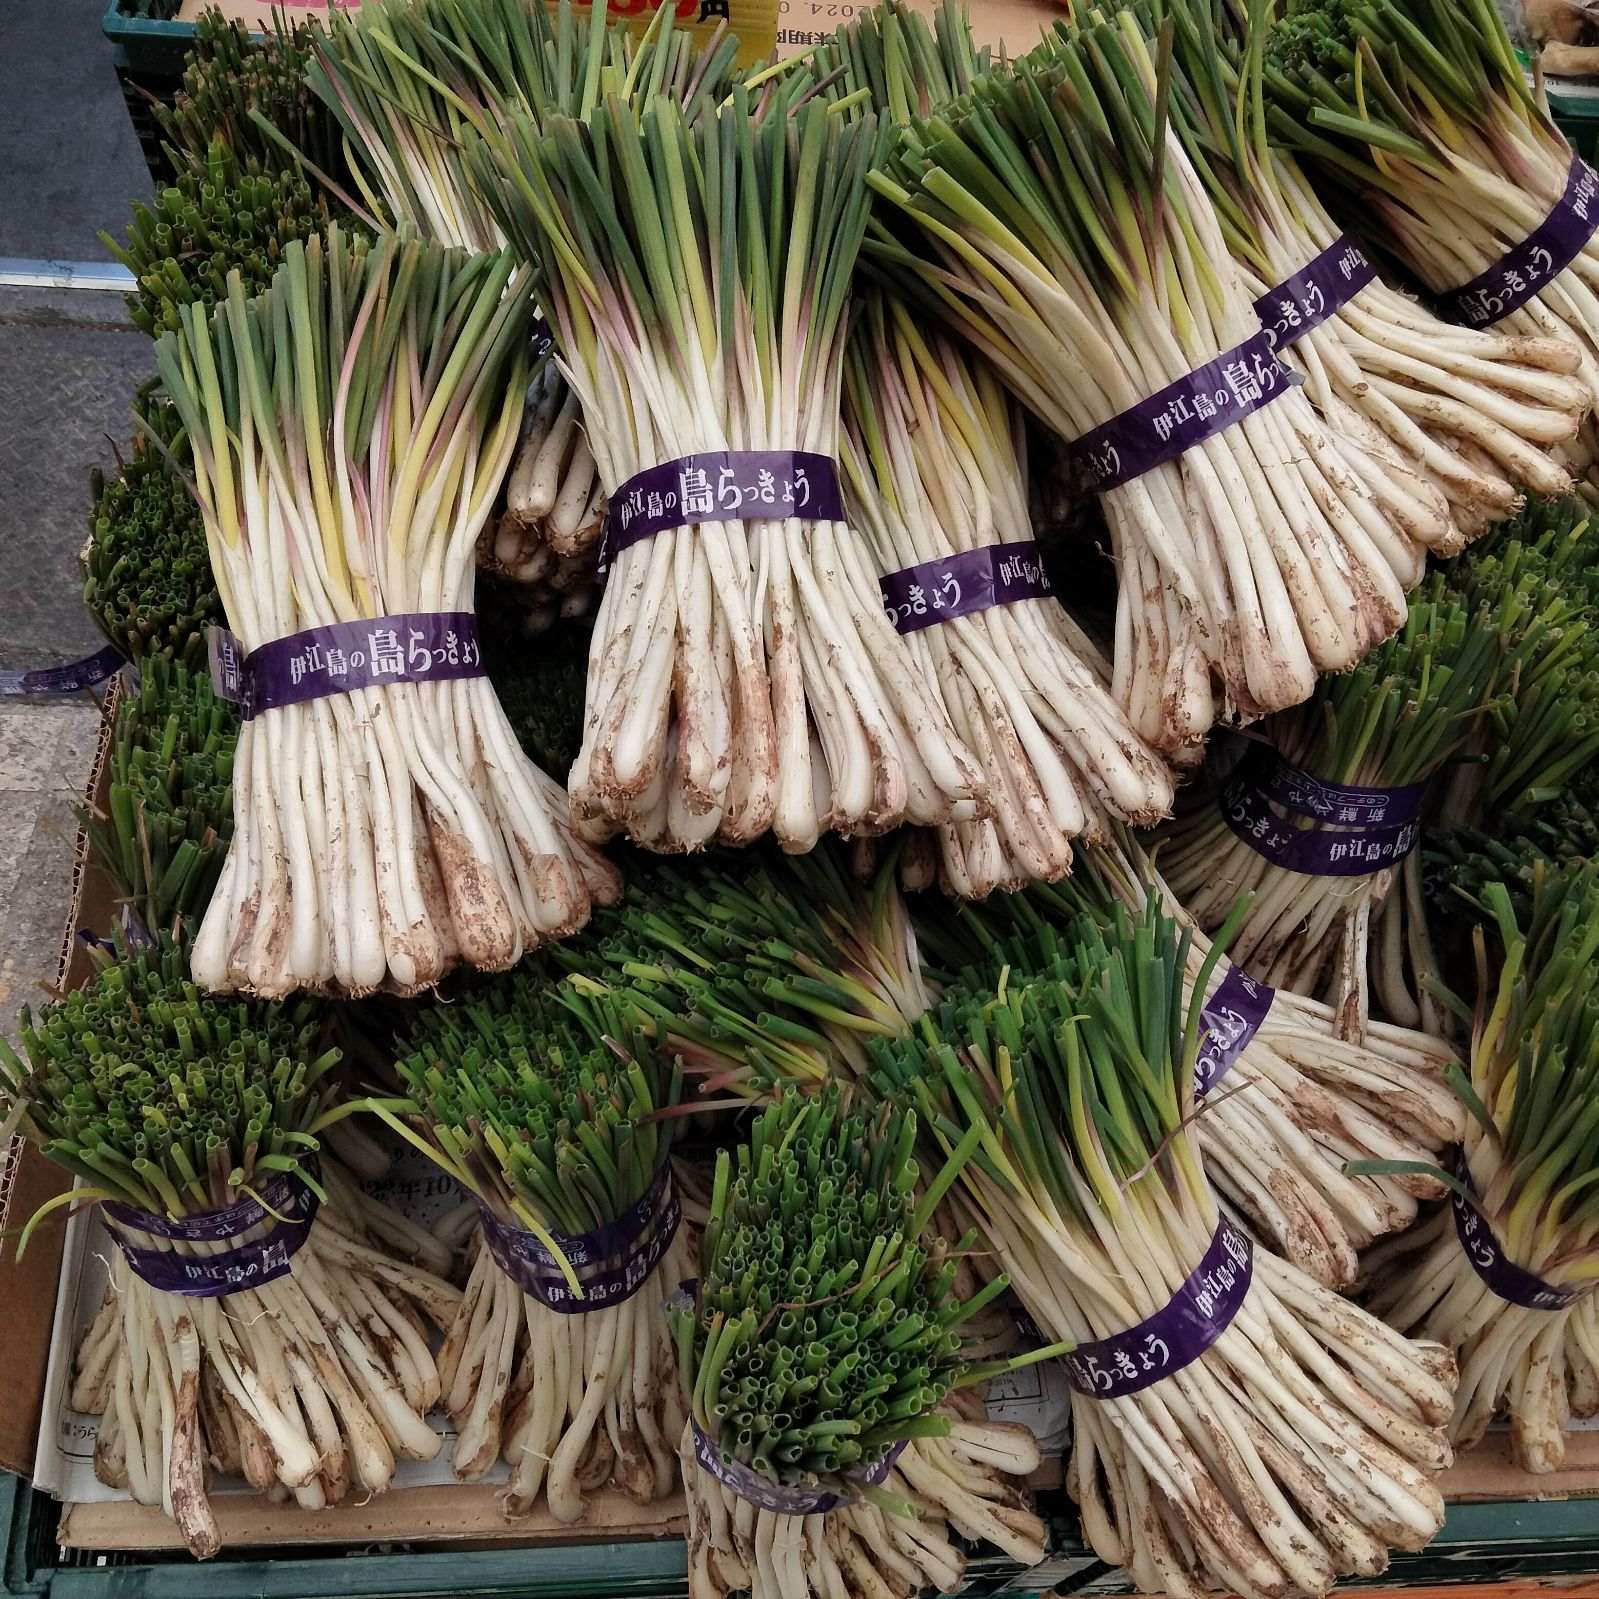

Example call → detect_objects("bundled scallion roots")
1363 860 1599 1472
157 227 619 998
105 138 336 339
671 1083 1048 1599
841 296 1174 897
914 833 1462 1288
870 900 1457 1599
1263 0 1599 471
1120 0 1589 536
0 940 458 1558
83 388 221 669
390 967 690 1520
479 87 985 850
85 656 239 940
873 29 1426 760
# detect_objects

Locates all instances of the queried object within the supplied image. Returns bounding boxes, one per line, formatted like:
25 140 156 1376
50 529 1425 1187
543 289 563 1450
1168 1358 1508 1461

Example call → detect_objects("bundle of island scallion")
83 386 221 669
1153 516 1575 1041
912 831 1463 1288
84 656 238 940
1362 860 1599 1472
480 86 986 849
104 138 338 338
841 296 1175 898
1095 0 1589 538
869 900 1457 1599
871 31 1431 761
157 227 618 998
156 7 355 198
796 0 989 115
1263 0 1599 472
385 966 690 1520
554 839 931 1103
0 939 458 1558
671 1083 1051 1599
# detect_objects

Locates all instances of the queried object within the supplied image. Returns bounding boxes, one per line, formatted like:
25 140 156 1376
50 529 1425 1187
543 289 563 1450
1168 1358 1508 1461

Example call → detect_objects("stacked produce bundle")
797 0 988 111
913 834 1462 1287
84 657 238 941
556 841 930 1100
841 297 1175 897
872 29 1422 762
155 6 355 197
105 138 339 338
1363 862 1599 1472
1263 0 1599 471
1099 0 1589 538
869 899 1457 1598
386 966 689 1519
481 88 984 850
1376 497 1599 1026
1152 509 1586 1040
157 227 618 997
485 351 605 613
671 1083 1051 1599
0 941 458 1558
83 386 221 669
307 0 735 621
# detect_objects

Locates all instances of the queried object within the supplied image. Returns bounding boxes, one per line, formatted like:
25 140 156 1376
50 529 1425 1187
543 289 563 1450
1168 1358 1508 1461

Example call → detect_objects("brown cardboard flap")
0 682 122 1482
61 1484 687 1551
1438 1428 1599 1503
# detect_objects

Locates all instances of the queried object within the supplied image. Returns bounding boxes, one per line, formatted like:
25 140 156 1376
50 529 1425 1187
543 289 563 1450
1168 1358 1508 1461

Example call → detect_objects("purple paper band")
1066 331 1291 491
1438 154 1599 328
102 1162 320 1298
599 450 846 575
1195 966 1275 1097
1219 745 1424 877
879 541 1051 634
691 1420 905 1514
1062 1218 1253 1399
0 643 126 698
208 614 483 721
1452 1159 1596 1311
479 1164 681 1313
1254 238 1376 350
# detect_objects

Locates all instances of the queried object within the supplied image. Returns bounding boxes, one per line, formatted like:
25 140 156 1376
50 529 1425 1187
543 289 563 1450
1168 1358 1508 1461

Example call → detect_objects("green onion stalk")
1362 860 1599 1472
386 966 691 1521
1152 531 1554 1042
1097 0 1588 538
911 830 1463 1289
307 0 737 595
156 227 619 999
83 657 239 940
867 900 1457 1599
870 37 1430 764
554 838 931 1103
840 294 1175 899
156 8 356 199
0 939 459 1557
671 1083 1051 1599
1262 0 1599 473
82 386 222 669
477 88 985 850
105 137 343 339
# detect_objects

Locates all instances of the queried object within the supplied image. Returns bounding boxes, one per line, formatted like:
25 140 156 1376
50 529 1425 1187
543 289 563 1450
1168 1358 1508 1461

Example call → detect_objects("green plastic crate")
1550 89 1599 166
6 1471 1599 1599
101 0 191 82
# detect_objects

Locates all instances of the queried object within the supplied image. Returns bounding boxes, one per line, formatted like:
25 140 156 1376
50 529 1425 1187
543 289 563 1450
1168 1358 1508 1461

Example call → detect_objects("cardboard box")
6 685 1598 1564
